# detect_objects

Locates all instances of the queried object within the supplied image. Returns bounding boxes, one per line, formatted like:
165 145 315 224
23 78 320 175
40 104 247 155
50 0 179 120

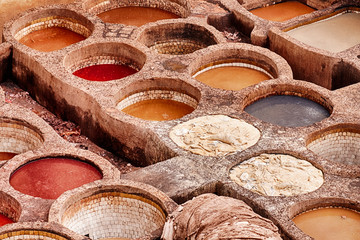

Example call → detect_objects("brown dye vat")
122 99 194 121
19 27 86 52
287 11 360 53
97 6 180 27
250 1 315 22
0 152 16 161
194 63 271 91
293 207 360 240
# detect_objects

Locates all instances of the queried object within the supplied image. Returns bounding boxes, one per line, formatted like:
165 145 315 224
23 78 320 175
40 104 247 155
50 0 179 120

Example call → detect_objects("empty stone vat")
249 1 315 22
49 181 177 240
307 126 360 165
286 8 360 53
245 94 330 127
64 42 145 81
83 0 189 26
10 157 102 199
11 9 93 52
0 118 43 160
117 78 199 121
229 153 324 196
137 21 221 55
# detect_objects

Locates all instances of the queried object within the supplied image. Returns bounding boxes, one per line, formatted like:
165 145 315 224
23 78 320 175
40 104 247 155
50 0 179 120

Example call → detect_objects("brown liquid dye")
250 1 314 22
19 27 86 52
122 99 194 121
288 12 360 53
97 6 180 27
293 207 360 240
0 152 16 161
195 66 270 91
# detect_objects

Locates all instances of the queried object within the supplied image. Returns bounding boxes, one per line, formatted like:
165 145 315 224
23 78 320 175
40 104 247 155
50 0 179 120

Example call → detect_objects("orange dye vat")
73 64 138 81
10 157 102 199
122 99 194 121
293 207 360 240
19 27 86 52
194 65 270 90
250 1 315 22
97 6 179 27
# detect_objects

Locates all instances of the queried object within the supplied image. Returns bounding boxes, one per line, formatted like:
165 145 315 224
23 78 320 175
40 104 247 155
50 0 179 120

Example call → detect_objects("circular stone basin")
10 157 102 199
170 115 260 156
61 191 166 239
0 119 43 161
73 63 138 81
118 90 197 121
15 16 91 52
307 128 360 165
64 42 145 82
292 207 360 239
229 154 323 196
245 95 330 127
98 6 180 26
193 61 273 91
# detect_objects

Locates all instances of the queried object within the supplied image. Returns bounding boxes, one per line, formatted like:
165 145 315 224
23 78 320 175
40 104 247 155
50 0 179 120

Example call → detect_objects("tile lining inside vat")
286 8 360 53
307 127 360 165
138 22 219 55
83 0 190 19
0 118 43 158
0 230 68 240
61 192 166 240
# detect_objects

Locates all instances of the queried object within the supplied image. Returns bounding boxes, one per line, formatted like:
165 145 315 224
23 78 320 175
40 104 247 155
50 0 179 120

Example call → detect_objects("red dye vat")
73 64 138 81
10 158 102 199
0 214 13 226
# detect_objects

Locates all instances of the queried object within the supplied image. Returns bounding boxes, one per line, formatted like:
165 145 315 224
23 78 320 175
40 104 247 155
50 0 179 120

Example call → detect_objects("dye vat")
287 11 360 53
250 1 315 22
245 95 330 127
14 16 91 52
10 157 102 199
118 90 197 121
307 128 360 165
73 64 138 81
18 27 86 52
170 115 260 156
193 62 272 91
293 207 360 240
229 154 323 196
0 152 16 161
60 191 166 239
0 214 13 226
97 6 180 27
